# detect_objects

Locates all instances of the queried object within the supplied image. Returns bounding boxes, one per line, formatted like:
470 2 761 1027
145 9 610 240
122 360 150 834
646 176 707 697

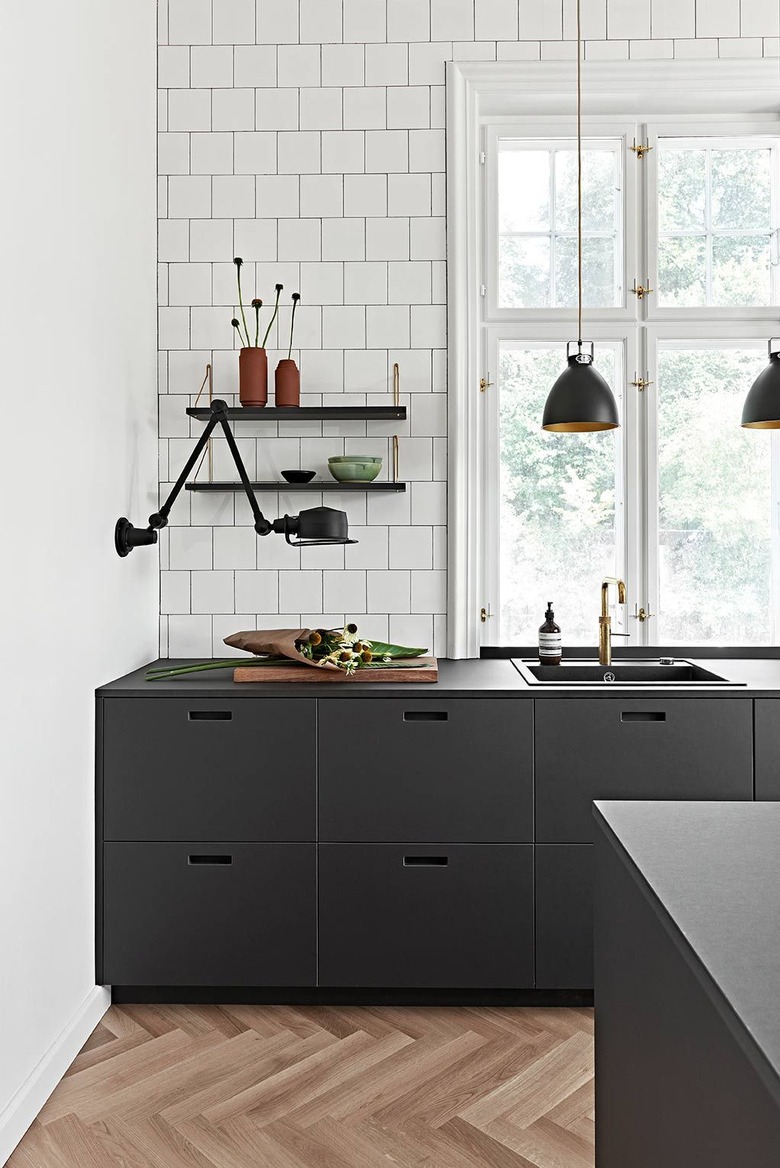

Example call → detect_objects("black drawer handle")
188 855 233 865
188 711 232 721
403 711 448 722
621 711 666 722
403 855 448 866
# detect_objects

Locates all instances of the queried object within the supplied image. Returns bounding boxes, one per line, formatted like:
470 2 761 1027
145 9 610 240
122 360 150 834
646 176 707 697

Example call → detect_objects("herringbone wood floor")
9 1003 594 1167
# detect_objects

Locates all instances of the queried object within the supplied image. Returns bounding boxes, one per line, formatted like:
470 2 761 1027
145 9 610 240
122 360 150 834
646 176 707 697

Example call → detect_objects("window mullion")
704 146 713 306
549 149 556 308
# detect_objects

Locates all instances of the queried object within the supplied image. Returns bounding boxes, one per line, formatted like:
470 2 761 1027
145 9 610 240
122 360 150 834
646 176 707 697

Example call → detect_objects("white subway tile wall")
158 0 775 657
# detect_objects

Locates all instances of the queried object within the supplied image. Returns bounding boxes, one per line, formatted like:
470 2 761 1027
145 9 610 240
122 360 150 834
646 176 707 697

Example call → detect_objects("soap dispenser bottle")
539 602 562 665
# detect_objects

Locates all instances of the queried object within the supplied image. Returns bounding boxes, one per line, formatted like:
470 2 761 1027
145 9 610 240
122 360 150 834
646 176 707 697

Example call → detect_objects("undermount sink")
512 659 742 686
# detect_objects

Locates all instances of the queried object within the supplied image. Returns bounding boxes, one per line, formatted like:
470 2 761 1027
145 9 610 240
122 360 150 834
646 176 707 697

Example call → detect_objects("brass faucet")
599 577 626 666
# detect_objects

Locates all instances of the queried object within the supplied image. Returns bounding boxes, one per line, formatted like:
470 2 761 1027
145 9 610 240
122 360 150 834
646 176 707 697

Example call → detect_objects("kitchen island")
594 801 780 1168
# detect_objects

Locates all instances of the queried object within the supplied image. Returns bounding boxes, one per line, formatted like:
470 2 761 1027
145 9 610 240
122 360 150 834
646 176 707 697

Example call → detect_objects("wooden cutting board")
233 657 438 683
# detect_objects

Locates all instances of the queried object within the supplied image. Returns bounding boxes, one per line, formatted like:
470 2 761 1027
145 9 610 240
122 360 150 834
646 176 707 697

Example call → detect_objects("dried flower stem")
234 258 251 347
262 284 283 348
288 293 300 360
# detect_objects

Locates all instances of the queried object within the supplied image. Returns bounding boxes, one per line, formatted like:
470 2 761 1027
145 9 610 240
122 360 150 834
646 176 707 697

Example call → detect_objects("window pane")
554 150 618 232
657 347 772 644
657 138 778 307
711 148 771 231
499 236 551 307
658 148 706 231
499 149 550 232
712 235 771 306
556 235 617 308
497 138 623 308
499 344 622 643
658 236 707 306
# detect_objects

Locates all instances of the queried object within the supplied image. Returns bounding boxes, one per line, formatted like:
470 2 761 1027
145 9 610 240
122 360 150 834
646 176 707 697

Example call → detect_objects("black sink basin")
512 660 739 685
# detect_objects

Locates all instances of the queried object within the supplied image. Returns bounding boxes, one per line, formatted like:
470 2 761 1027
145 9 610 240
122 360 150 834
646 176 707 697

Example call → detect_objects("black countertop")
97 657 529 698
97 655 780 698
594 801 780 1106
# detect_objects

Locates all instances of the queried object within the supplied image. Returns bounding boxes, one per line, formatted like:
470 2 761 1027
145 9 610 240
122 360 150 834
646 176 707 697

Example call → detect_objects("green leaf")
365 641 428 660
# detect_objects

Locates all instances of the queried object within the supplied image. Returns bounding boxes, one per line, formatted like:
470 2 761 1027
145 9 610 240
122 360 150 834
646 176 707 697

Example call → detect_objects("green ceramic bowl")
328 455 383 483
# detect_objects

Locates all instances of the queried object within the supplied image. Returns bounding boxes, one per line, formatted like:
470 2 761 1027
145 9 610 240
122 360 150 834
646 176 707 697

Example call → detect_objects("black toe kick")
110 986 594 1008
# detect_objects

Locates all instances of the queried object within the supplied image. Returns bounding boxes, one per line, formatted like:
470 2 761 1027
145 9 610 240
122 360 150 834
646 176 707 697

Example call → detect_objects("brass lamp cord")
577 0 583 348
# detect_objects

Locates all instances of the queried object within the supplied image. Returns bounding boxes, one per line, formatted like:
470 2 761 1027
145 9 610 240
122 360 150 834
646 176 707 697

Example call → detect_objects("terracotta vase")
275 358 301 407
239 347 268 407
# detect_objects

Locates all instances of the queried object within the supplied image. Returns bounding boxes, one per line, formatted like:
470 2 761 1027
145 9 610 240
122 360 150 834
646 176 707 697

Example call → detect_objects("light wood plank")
9 1003 595 1168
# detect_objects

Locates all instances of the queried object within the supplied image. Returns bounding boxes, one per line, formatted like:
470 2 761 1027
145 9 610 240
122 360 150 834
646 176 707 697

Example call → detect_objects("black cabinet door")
103 843 315 985
318 844 534 988
319 699 533 842
102 698 316 841
536 844 593 989
755 700 780 800
536 699 752 843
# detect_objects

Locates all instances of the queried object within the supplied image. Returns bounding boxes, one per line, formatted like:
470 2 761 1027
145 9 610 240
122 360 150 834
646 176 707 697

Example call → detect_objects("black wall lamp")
115 399 356 557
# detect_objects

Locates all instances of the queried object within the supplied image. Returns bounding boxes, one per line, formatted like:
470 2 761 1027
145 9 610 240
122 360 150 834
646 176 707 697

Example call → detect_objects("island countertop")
594 800 780 1105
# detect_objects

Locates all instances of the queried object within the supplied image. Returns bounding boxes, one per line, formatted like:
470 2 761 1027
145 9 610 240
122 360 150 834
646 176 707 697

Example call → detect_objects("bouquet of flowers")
145 625 427 681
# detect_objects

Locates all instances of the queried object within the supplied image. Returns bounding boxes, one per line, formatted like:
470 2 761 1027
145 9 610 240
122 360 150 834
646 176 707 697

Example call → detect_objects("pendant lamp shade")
741 340 780 429
542 342 619 432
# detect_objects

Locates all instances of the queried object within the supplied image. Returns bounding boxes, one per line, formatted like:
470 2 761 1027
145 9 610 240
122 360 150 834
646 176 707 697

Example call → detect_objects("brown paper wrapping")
224 628 341 670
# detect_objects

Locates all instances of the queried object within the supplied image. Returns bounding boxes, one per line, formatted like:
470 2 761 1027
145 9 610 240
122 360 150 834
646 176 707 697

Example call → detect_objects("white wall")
156 0 780 662
0 0 158 1158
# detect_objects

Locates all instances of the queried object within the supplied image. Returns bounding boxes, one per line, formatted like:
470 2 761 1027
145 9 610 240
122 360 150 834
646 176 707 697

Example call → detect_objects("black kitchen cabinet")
536 699 753 843
319 698 532 842
102 842 315 986
318 844 534 988
97 661 765 997
536 845 593 989
755 699 780 800
103 698 315 842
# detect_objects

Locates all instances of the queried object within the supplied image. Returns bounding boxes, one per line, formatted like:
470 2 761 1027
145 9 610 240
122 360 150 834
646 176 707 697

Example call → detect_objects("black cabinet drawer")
102 843 315 986
536 699 752 843
536 845 593 990
102 698 315 841
318 844 534 988
755 699 780 800
319 699 532 842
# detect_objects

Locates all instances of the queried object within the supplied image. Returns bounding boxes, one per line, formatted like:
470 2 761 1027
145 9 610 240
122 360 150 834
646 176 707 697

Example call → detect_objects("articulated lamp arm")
115 399 354 557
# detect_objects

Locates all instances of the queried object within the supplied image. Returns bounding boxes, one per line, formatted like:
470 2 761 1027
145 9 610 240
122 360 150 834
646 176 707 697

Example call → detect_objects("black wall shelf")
186 481 407 493
187 405 406 422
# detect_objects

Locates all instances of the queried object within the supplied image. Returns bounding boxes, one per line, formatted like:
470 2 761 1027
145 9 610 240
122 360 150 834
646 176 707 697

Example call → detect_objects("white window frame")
485 120 638 323
645 122 780 322
447 60 780 657
644 324 780 646
482 324 637 641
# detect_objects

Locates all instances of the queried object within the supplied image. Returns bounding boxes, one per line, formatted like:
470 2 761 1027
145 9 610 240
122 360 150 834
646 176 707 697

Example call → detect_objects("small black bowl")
281 469 316 484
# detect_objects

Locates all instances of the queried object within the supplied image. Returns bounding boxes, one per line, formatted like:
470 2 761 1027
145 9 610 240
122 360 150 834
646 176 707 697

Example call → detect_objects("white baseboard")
0 985 110 1165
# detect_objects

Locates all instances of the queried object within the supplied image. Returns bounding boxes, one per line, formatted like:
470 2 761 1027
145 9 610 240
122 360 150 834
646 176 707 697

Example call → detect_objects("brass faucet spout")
599 577 627 666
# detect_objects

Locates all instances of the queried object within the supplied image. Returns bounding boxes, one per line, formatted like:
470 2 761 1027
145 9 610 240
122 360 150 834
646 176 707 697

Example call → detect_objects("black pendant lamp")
741 339 780 429
542 0 619 434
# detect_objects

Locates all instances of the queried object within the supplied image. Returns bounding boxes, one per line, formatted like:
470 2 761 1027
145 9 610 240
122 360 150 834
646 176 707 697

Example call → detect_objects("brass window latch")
480 376 493 393
630 139 653 159
631 605 655 623
631 373 654 391
630 279 654 299
480 606 492 623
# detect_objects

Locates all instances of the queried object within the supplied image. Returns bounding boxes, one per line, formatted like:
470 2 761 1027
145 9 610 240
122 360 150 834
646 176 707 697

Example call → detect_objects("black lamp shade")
274 505 357 546
542 341 619 433
742 341 780 429
297 506 354 543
